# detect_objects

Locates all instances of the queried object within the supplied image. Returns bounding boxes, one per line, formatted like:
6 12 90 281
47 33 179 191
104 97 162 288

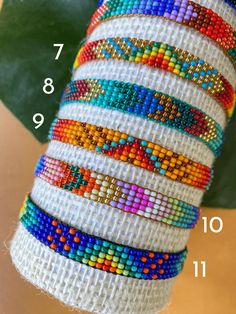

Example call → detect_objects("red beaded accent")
88 0 236 67
74 38 235 117
49 118 212 190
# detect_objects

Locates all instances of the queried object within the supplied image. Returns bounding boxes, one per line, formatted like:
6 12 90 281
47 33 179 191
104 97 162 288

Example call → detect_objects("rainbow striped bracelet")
49 118 212 190
61 79 224 156
20 196 188 280
35 155 200 229
88 0 236 66
74 37 235 117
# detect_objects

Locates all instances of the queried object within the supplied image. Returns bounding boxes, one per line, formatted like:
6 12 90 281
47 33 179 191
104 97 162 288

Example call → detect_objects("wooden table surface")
0 103 235 314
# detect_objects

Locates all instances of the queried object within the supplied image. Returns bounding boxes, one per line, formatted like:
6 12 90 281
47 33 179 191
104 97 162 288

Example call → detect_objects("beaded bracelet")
74 38 235 117
35 155 200 229
98 0 104 7
49 118 212 190
20 195 188 280
223 0 236 10
88 0 236 66
61 79 224 156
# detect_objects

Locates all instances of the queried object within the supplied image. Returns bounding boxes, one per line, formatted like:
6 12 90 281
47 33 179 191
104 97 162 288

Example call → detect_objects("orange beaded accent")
49 118 212 189
21 195 188 280
74 38 235 117
88 0 236 67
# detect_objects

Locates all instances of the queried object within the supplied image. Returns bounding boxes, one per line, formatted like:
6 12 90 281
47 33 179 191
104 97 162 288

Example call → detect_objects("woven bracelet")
88 0 236 67
49 118 212 190
35 155 200 229
61 79 224 156
74 37 235 117
224 0 236 10
20 195 188 280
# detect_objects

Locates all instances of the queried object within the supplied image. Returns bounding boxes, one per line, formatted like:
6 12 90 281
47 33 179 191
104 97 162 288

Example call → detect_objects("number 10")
202 217 223 233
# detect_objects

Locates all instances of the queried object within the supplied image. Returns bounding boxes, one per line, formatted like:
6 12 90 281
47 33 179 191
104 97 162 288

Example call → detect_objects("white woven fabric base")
74 61 227 129
88 16 236 88
10 224 174 314
59 103 215 166
46 140 204 206
31 178 190 252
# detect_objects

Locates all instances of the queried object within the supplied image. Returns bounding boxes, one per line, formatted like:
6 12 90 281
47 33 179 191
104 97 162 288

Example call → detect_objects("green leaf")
202 111 236 209
0 0 97 142
0 0 235 208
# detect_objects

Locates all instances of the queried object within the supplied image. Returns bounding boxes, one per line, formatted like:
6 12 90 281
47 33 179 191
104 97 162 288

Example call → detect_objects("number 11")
193 261 206 278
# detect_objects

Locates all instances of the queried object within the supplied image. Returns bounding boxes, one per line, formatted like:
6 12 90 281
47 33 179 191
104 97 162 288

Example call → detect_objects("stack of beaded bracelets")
11 3 235 311
88 0 236 66
35 155 200 229
16 0 234 288
61 78 224 156
49 118 212 190
74 37 235 117
20 196 188 280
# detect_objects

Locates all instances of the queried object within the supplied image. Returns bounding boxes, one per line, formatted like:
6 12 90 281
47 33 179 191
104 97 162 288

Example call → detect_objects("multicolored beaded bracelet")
20 195 188 280
61 79 224 156
73 38 235 117
49 118 212 190
35 155 200 229
88 0 236 66
223 0 236 10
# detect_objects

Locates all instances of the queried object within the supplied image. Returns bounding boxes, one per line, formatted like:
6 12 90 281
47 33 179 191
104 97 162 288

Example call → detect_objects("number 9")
33 113 44 129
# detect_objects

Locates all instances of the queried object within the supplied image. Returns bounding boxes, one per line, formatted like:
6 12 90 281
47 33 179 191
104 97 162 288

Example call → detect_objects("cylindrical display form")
10 1 236 313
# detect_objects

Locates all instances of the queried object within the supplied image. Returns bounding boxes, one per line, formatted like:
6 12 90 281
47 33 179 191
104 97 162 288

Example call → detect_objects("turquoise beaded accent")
74 38 235 117
35 155 200 229
89 0 236 66
20 196 188 280
61 79 224 156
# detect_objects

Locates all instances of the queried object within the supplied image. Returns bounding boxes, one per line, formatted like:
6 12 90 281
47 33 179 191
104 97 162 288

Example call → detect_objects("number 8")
43 78 54 95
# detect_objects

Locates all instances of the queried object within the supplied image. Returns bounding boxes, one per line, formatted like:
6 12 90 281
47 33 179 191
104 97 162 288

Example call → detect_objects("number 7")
54 44 64 60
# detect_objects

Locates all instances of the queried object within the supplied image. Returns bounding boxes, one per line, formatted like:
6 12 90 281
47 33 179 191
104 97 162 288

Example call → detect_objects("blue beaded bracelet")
20 196 188 280
97 0 104 7
61 79 224 156
223 0 236 10
90 0 236 66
